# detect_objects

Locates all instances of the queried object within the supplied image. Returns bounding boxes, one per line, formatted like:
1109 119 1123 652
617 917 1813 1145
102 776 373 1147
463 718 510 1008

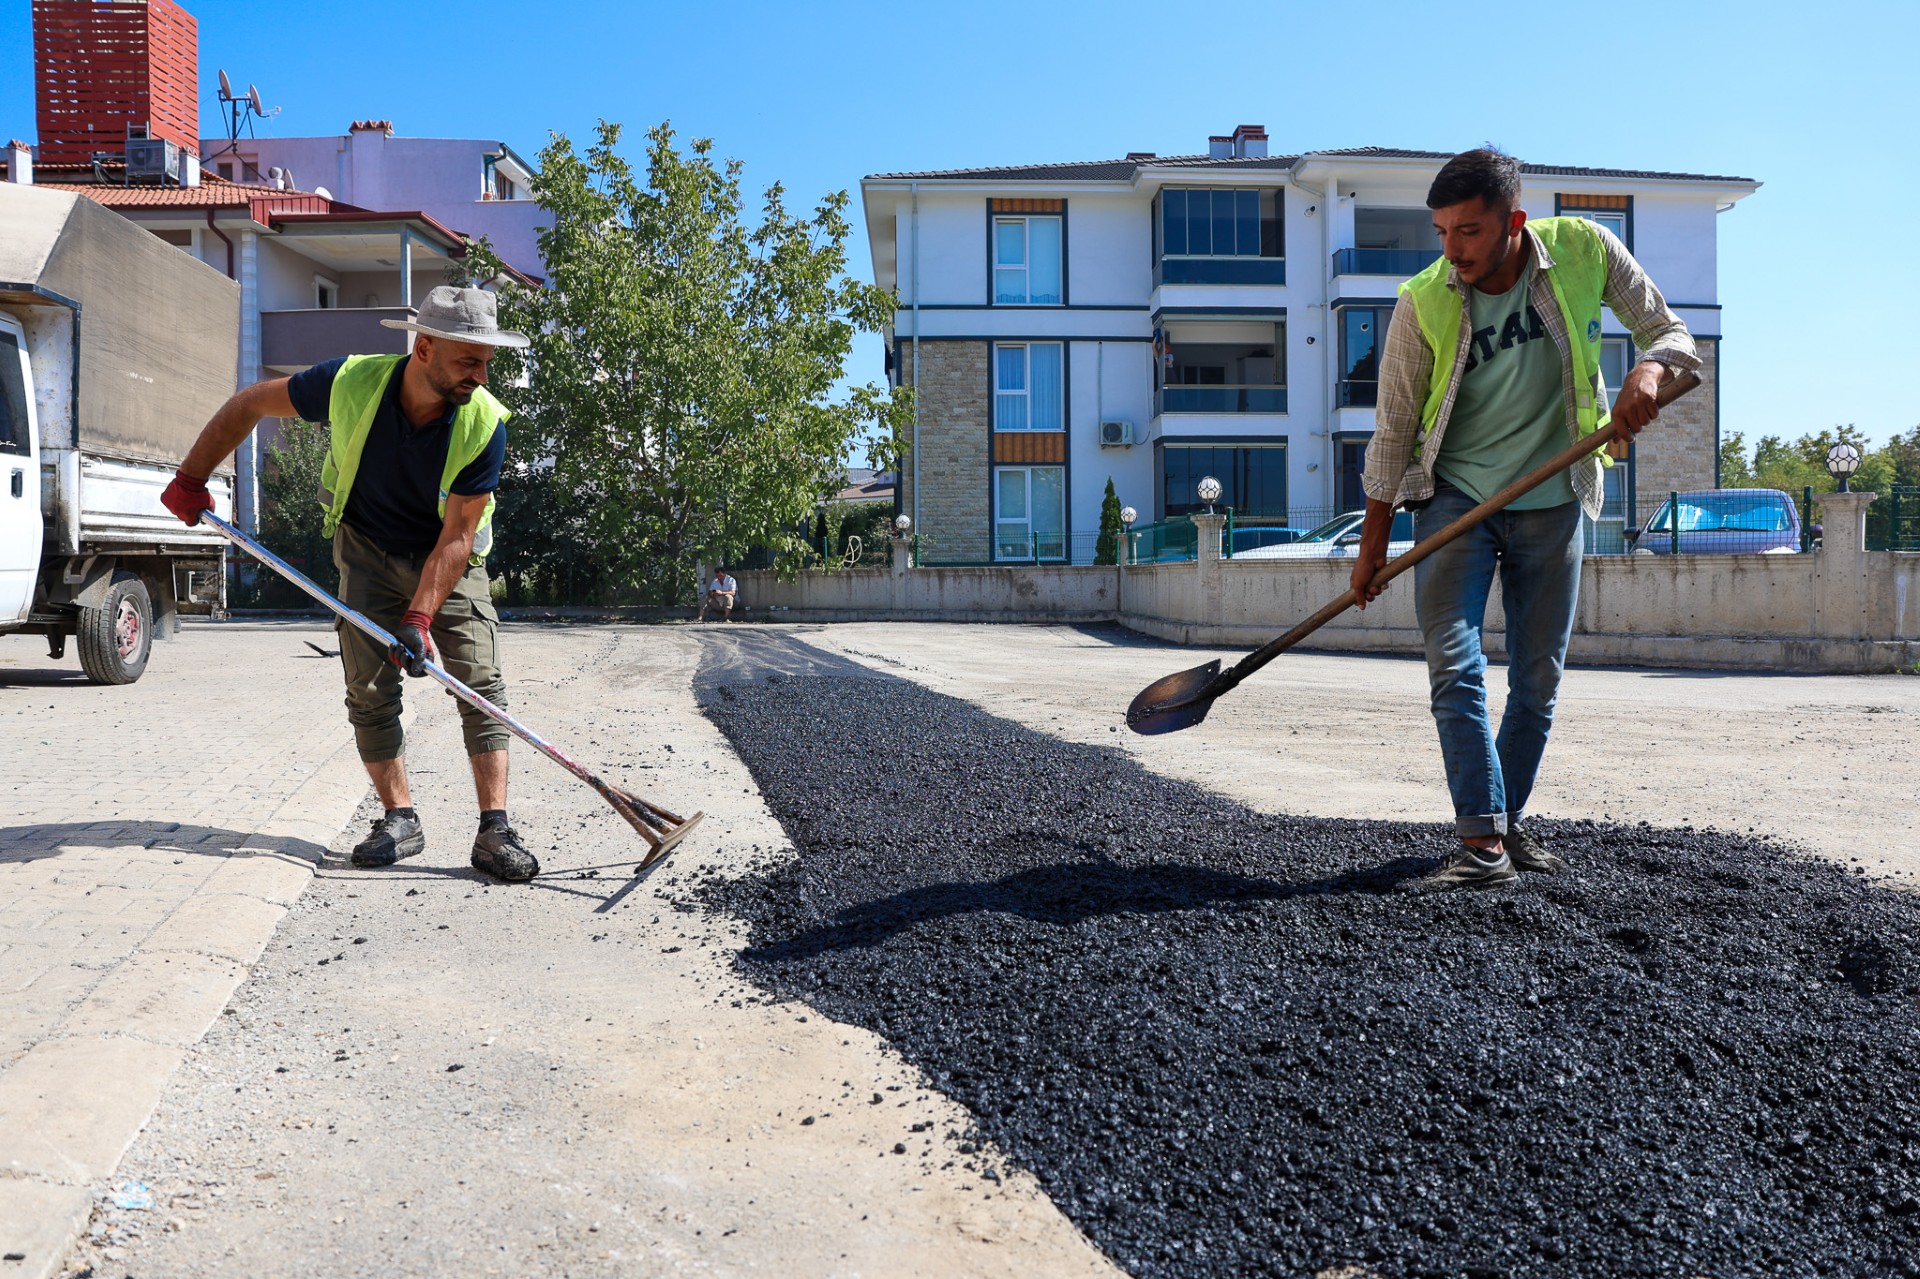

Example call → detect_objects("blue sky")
4 0 1915 449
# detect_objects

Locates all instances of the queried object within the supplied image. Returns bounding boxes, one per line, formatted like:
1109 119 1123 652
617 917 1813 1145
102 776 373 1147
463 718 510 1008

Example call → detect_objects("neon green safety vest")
1399 216 1611 462
316 354 508 562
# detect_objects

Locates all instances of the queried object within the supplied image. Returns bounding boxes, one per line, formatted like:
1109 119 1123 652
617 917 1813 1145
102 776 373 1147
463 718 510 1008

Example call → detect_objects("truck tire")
77 570 153 685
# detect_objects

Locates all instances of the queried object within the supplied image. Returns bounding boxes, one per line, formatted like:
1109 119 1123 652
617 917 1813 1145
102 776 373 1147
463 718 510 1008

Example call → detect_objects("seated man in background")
697 565 737 622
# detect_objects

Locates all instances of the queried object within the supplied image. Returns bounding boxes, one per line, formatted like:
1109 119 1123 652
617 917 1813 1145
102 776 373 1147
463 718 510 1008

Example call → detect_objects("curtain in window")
1032 467 1066 558
996 345 1028 430
1027 218 1062 305
1029 343 1062 431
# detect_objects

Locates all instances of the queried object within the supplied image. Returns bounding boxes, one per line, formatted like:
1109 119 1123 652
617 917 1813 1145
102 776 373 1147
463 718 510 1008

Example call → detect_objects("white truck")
0 183 238 684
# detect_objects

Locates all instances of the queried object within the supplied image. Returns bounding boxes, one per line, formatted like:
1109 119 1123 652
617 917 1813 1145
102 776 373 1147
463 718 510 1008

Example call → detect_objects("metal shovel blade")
1125 659 1224 735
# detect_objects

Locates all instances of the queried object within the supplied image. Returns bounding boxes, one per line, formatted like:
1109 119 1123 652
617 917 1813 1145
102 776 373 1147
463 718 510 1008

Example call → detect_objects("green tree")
1094 477 1123 565
1718 431 1754 488
462 121 911 604
254 418 335 604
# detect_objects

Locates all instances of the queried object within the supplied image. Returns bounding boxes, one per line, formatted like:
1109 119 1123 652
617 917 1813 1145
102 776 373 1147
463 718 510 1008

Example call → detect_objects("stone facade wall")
1630 337 1719 523
897 342 990 564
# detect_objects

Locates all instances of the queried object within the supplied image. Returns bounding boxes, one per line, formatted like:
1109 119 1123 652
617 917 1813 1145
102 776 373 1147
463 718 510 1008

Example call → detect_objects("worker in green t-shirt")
1350 149 1698 888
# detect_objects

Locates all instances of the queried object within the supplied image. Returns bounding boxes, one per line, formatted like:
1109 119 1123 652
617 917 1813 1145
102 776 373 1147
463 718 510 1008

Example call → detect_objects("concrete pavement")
7 618 1917 1278
0 622 374 1278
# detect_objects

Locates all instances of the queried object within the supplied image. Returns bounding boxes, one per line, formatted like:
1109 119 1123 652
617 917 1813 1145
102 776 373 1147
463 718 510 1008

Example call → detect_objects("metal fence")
1870 486 1920 552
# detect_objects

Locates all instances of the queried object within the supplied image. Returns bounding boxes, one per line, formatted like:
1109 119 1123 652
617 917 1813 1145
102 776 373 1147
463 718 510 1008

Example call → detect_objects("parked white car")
1232 510 1416 560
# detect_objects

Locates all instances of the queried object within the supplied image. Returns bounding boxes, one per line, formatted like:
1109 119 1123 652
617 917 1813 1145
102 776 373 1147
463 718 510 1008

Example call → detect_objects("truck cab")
0 314 37 625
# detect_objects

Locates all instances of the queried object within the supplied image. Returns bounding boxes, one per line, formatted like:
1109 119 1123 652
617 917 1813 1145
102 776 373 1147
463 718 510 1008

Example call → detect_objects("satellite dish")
312 185 332 200
248 85 264 116
218 69 233 99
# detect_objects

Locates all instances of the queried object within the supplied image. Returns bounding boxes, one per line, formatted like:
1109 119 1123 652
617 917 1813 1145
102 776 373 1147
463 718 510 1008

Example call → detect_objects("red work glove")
386 610 437 677
161 469 214 526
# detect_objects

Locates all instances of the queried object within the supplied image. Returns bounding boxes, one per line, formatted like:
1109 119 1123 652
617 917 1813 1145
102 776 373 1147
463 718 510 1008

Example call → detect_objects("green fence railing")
1128 516 1201 563
1870 486 1920 552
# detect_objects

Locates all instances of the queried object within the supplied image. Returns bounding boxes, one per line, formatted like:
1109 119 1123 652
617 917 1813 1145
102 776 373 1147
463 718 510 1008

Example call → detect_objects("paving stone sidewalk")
0 623 373 1279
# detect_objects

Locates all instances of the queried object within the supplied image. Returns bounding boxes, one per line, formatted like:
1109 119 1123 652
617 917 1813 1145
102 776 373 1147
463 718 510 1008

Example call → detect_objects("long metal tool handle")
199 511 700 857
1204 372 1701 699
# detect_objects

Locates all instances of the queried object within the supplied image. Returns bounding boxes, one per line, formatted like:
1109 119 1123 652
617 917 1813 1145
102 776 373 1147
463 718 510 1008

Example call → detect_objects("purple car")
1630 489 1806 555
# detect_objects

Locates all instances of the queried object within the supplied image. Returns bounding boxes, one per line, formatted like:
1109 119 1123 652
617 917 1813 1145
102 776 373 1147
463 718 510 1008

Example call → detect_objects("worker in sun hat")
1349 149 1698 889
161 285 540 883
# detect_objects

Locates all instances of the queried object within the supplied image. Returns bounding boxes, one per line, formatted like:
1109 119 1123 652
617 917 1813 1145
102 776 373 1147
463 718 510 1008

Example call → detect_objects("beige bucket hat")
380 285 530 349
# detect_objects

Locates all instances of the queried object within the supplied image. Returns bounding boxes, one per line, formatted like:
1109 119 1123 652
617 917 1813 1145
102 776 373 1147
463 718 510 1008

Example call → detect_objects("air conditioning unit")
1099 420 1134 448
125 138 181 183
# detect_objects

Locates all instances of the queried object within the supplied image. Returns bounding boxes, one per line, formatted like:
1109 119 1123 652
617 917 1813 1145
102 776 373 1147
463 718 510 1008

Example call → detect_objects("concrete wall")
738 563 1117 623
734 520 1920 673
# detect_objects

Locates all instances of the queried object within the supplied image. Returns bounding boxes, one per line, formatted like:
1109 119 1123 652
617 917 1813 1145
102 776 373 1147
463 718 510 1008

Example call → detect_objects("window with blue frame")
1160 442 1288 518
1338 305 1394 406
1157 188 1284 284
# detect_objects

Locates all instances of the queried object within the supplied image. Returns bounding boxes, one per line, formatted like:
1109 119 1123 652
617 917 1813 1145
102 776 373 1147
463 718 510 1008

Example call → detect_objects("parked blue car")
1630 489 1806 555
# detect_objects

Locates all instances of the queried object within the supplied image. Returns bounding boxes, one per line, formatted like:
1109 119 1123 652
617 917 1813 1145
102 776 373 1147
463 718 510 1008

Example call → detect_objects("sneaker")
1506 826 1568 874
350 812 425 867
1420 843 1519 889
471 823 539 882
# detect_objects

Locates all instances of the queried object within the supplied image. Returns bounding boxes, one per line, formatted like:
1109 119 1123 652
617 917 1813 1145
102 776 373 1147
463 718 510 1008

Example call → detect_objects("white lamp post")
1196 475 1222 515
1826 443 1862 493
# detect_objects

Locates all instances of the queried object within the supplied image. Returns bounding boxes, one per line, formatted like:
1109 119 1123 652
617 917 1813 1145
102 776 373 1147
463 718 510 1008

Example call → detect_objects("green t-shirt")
1434 262 1576 510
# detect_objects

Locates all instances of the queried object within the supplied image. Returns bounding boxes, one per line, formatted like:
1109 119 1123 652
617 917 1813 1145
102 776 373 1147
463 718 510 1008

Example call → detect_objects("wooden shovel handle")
1208 371 1701 697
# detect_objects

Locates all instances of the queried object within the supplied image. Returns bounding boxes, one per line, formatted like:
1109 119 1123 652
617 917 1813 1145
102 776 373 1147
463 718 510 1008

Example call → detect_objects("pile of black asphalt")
690 665 1920 1279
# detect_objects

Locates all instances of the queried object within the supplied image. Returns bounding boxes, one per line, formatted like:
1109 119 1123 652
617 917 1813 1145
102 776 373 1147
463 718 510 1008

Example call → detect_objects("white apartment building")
862 128 1758 564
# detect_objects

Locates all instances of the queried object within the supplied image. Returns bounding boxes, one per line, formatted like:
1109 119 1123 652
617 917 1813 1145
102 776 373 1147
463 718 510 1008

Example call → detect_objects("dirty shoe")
1420 843 1518 889
472 821 539 882
350 810 425 867
1506 826 1568 874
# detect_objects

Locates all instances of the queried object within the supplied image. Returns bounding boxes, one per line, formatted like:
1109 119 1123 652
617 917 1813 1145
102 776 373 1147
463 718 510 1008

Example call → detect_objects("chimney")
1231 124 1268 159
1207 134 1233 160
32 0 201 167
5 140 31 185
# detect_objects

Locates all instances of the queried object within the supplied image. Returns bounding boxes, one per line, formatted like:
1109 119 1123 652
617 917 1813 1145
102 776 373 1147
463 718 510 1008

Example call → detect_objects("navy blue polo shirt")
287 356 507 556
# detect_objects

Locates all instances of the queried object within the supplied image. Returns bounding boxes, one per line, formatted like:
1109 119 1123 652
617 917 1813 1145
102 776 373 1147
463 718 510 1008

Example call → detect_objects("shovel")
200 511 703 864
1126 372 1701 735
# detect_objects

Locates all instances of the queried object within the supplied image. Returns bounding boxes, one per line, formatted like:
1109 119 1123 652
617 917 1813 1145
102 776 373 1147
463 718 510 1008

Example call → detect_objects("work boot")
350 811 425 867
472 821 539 883
1419 843 1518 889
1506 826 1568 874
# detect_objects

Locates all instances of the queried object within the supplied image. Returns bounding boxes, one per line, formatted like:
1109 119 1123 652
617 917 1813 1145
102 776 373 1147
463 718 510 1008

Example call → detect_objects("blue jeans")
1412 485 1583 839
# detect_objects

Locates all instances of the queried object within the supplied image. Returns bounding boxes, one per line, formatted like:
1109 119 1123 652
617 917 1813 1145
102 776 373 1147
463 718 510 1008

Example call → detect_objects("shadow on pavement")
744 854 1432 963
0 819 328 866
0 665 94 686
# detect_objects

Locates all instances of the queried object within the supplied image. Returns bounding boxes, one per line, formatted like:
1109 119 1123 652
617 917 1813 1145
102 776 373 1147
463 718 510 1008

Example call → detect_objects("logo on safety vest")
1586 319 1601 343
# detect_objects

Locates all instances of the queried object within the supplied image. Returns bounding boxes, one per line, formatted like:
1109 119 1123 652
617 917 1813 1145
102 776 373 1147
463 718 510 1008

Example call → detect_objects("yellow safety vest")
1400 216 1611 460
316 354 507 562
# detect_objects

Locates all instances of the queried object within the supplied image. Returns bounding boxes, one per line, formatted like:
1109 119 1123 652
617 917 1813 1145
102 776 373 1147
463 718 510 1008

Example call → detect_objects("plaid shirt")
1361 221 1699 521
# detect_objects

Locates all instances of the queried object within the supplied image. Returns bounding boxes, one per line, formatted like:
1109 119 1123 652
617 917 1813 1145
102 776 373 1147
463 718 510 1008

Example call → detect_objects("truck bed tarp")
0 185 239 471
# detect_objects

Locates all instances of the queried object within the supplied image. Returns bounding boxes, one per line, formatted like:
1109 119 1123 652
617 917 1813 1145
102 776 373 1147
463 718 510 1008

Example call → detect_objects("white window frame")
993 215 1062 306
313 274 340 310
1567 208 1628 246
993 342 1063 432
994 465 1067 562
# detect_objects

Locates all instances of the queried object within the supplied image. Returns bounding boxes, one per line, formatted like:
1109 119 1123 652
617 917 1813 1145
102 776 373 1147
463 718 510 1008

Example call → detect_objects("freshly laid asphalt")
694 666 1920 1279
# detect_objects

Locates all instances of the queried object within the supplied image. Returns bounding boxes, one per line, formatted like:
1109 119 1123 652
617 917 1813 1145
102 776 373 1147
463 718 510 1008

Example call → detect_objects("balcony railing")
1338 381 1378 408
1155 257 1287 287
1331 248 1442 277
261 307 414 370
1156 386 1288 415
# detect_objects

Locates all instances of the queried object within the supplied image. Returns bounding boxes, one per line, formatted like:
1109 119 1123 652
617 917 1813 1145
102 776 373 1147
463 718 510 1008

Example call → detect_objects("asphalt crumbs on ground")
686 670 1920 1279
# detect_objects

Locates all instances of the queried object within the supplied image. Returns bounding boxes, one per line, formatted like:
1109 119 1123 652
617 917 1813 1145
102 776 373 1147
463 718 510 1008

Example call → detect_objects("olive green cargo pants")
331 521 510 763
